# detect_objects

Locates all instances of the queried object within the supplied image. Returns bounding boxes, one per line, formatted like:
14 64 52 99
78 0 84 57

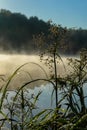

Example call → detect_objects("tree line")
0 9 87 54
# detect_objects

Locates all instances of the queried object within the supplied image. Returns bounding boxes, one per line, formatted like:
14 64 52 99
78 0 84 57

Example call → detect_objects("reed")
0 43 87 130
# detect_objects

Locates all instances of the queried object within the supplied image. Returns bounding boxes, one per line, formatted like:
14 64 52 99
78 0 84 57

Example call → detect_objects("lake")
0 54 68 116
0 54 68 89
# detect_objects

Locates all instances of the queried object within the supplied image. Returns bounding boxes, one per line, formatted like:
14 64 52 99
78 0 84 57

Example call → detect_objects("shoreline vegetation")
0 50 87 130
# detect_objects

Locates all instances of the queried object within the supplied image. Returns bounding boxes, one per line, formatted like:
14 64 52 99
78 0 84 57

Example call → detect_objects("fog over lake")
0 54 68 90
0 54 78 112
0 54 69 119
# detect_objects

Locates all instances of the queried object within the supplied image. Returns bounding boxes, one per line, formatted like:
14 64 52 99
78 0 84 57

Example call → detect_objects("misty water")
0 54 87 116
0 54 67 112
0 54 67 89
0 54 87 130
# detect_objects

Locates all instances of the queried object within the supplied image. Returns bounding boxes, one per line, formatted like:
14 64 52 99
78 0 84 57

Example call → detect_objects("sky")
0 0 87 29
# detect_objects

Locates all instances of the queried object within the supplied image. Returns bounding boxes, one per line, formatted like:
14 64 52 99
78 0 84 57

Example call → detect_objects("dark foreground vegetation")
0 49 87 130
0 9 87 54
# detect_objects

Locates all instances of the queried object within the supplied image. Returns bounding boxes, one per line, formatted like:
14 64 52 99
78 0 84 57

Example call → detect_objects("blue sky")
0 0 87 29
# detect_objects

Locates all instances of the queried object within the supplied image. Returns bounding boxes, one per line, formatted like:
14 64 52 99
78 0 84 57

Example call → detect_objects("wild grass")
0 49 87 130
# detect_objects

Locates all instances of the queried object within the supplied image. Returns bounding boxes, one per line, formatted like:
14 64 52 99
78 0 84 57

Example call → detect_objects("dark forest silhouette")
0 9 87 54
